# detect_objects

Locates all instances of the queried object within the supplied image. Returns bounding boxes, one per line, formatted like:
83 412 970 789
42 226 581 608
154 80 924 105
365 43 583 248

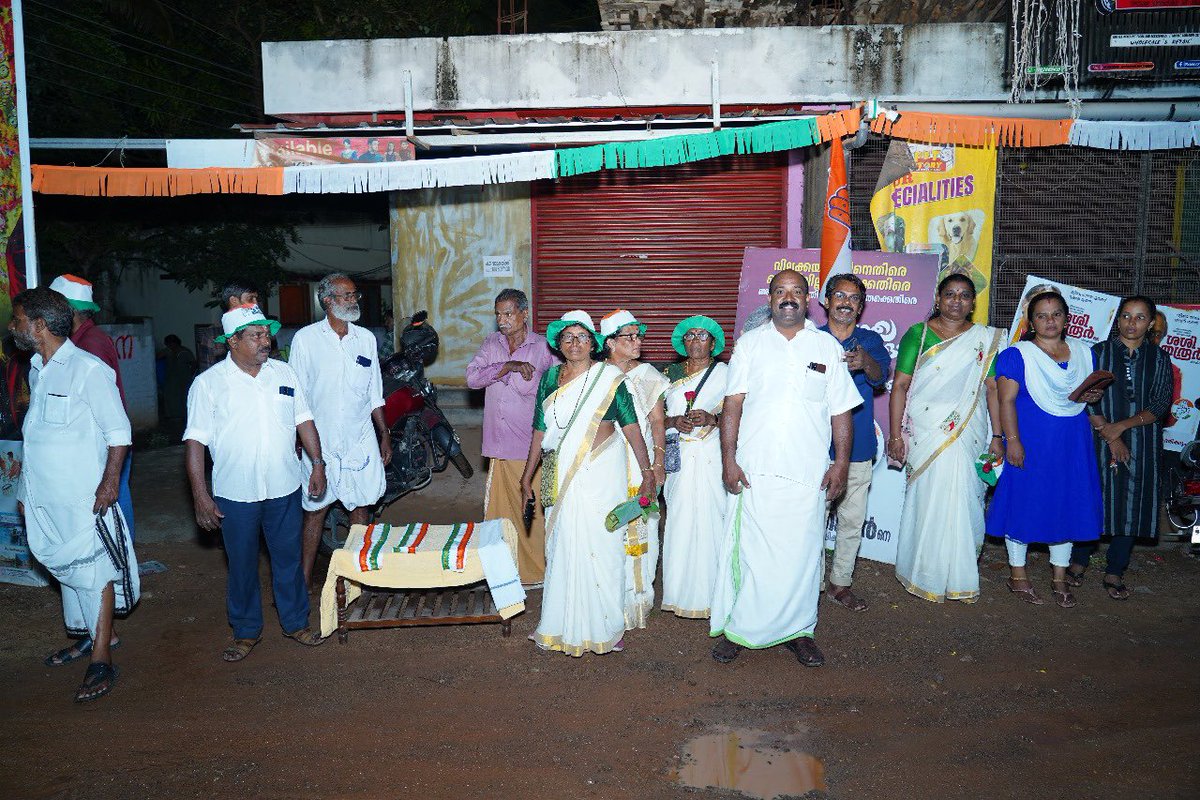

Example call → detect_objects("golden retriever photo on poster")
929 209 989 296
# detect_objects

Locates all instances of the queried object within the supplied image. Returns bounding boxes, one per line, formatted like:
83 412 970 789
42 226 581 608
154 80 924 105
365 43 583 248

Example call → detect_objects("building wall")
389 184 533 386
262 24 1009 114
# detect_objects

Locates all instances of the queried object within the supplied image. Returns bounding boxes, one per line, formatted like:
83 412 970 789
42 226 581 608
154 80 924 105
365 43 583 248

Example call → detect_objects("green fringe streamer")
553 118 821 178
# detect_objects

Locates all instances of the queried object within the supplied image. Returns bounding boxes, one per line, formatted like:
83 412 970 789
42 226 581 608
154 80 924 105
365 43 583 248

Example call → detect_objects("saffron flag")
819 140 852 292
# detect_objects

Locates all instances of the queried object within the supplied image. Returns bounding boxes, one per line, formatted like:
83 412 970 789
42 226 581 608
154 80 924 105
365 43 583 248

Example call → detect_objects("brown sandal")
1065 566 1086 588
1007 578 1044 605
827 585 868 613
283 627 324 647
221 637 261 662
1103 578 1131 600
1051 580 1077 608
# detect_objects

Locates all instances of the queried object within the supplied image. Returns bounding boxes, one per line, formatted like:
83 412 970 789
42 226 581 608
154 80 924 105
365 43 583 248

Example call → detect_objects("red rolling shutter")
532 153 786 362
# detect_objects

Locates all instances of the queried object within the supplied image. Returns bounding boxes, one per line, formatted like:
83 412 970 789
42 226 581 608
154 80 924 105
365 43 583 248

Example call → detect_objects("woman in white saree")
520 311 655 656
660 316 728 619
600 309 669 629
887 275 1005 603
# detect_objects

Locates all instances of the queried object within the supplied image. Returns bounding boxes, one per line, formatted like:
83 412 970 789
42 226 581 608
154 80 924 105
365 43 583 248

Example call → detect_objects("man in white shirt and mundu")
185 305 328 662
12 288 138 703
710 269 861 668
288 273 390 588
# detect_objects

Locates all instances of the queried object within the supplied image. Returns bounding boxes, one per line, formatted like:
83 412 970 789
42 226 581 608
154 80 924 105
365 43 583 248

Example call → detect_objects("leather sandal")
221 637 261 662
74 662 119 703
711 638 743 664
1065 566 1086 588
283 627 324 647
827 585 868 613
1103 578 1131 600
1051 580 1077 609
1006 578 1044 605
784 637 825 668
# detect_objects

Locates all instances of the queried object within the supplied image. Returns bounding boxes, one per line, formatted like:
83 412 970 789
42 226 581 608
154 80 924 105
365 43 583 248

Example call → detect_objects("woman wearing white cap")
520 311 655 656
600 309 668 629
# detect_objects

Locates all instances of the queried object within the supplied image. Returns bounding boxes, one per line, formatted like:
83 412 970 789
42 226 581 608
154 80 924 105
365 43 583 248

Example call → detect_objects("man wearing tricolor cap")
48 274 137 543
184 303 328 661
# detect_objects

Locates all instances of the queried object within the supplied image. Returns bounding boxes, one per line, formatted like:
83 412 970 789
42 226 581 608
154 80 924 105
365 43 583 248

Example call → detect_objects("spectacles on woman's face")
683 331 712 341
559 332 592 345
613 332 644 341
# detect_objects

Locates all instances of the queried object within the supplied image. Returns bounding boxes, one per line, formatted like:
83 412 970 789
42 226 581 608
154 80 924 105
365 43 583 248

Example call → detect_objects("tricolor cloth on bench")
319 519 526 637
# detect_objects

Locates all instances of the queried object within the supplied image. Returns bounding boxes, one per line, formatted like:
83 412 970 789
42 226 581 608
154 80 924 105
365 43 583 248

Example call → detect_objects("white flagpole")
12 0 37 287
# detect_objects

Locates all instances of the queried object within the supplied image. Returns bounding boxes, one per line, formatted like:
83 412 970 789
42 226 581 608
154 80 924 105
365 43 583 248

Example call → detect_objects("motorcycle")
1166 438 1200 543
321 311 473 553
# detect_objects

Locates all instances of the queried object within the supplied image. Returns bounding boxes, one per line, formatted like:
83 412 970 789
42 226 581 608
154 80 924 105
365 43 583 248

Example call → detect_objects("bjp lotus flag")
819 139 853 293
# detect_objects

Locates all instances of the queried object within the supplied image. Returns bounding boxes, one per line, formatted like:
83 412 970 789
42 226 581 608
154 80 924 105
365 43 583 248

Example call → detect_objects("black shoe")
711 637 743 664
783 637 825 668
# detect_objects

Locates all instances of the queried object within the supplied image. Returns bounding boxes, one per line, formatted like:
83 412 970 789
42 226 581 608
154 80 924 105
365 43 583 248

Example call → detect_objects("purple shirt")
466 329 558 460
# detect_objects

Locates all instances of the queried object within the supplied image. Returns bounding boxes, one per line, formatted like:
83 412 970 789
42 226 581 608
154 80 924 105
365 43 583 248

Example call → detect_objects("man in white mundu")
290 273 390 588
711 270 860 667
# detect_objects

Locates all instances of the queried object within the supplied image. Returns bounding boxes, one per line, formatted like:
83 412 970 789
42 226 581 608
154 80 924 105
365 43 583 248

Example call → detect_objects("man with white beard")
289 274 391 587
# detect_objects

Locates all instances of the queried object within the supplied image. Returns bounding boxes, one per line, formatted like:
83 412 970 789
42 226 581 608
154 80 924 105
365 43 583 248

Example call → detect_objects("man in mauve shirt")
466 289 558 586
49 275 135 543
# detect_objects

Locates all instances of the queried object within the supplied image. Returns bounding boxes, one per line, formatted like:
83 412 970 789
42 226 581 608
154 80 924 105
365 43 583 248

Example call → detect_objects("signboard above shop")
1080 2 1200 81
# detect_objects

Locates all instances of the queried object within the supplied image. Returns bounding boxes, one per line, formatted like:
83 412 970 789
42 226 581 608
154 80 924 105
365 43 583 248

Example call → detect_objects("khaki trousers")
826 460 875 587
484 458 546 585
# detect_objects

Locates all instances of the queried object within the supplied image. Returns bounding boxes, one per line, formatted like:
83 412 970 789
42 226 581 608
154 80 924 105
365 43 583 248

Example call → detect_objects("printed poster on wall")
869 140 997 324
1160 305 1200 452
735 247 940 564
1007 274 1121 347
0 441 46 587
253 136 415 167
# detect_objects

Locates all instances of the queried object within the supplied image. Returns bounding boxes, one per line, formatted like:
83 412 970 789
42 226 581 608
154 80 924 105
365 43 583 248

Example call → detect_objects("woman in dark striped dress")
1068 296 1173 599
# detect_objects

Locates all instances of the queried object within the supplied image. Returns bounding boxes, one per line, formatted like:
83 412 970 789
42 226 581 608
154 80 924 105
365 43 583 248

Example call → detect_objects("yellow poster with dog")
869 140 997 322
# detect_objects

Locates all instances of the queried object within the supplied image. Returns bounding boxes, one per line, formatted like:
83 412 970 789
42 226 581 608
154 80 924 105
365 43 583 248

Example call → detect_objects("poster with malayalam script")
1160 305 1200 452
735 247 940 564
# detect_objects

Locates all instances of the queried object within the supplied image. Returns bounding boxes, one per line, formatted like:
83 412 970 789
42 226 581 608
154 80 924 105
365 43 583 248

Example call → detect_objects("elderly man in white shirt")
11 287 137 703
185 305 328 663
289 273 390 588
710 269 860 668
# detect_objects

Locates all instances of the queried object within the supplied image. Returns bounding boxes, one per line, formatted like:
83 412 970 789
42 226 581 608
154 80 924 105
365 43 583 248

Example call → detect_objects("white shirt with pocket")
184 355 314 503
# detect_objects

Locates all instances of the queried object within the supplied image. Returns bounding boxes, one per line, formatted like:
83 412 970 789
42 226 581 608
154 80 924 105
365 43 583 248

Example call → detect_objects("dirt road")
2 436 1198 799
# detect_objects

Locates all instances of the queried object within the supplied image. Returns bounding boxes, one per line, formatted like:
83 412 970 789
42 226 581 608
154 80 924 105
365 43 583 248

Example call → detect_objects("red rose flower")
684 391 696 402
638 496 651 508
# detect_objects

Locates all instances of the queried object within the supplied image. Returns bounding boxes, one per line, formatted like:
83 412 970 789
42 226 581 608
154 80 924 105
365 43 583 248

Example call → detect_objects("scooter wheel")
1167 506 1197 531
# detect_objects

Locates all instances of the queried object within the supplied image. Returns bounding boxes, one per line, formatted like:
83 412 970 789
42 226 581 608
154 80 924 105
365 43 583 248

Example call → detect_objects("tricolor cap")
599 309 646 341
215 304 281 344
49 274 100 313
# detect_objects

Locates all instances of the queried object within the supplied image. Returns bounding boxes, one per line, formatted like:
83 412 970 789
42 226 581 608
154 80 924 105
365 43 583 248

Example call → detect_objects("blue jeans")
117 451 134 543
215 490 308 639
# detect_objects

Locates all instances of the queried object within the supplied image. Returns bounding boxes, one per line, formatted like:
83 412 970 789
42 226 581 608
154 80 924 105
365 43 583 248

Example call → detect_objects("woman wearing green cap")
600 309 669 630
660 316 728 619
520 310 655 656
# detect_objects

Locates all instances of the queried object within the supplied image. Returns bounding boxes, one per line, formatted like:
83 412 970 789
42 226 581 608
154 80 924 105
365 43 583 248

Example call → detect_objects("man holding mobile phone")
818 274 890 613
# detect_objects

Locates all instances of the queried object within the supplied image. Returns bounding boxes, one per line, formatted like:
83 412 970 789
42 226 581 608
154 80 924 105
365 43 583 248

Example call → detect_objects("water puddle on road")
671 729 826 799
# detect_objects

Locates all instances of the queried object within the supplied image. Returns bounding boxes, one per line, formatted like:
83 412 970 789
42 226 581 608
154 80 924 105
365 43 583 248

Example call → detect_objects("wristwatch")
311 458 327 467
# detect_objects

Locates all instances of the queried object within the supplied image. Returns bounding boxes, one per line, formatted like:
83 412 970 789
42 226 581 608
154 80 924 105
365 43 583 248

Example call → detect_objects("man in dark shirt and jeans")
819 273 891 613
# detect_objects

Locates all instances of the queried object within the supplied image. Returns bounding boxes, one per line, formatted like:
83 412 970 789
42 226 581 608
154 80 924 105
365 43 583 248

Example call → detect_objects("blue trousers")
117 451 134 543
215 490 308 639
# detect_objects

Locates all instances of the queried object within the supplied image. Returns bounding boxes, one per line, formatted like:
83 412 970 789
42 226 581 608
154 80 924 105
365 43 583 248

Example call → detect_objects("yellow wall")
390 184 533 385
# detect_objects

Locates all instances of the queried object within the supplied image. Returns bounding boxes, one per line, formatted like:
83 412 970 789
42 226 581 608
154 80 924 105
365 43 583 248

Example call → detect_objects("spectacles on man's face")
830 291 863 304
332 291 362 302
683 331 712 341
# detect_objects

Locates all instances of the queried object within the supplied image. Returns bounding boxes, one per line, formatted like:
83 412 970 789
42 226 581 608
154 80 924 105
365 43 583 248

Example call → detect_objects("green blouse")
895 322 997 377
533 365 638 432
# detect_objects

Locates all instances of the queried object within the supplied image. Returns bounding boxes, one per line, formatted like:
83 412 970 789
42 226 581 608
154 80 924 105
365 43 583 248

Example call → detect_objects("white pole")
404 71 414 138
710 60 720 131
12 0 37 287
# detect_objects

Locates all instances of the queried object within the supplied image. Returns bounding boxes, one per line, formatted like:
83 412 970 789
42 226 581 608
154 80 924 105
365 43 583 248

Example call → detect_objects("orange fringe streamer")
31 166 284 197
870 111 1072 148
816 107 863 143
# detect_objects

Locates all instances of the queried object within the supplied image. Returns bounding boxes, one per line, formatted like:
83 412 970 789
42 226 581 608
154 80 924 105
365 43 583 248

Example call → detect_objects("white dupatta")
1011 340 1092 417
905 324 1004 483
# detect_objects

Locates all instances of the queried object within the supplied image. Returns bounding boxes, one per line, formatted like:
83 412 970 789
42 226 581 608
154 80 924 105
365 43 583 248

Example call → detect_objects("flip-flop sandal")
44 637 121 667
1007 578 1044 605
1103 580 1131 600
827 586 868 613
1065 567 1086 588
222 637 262 662
283 627 324 647
74 662 119 703
1051 580 1077 609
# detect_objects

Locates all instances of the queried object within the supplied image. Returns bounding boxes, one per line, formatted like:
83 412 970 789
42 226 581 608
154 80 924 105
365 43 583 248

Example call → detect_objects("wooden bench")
335 576 512 643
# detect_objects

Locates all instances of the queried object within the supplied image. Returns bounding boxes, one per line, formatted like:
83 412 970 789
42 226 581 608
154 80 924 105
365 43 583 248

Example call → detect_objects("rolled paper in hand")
605 496 660 532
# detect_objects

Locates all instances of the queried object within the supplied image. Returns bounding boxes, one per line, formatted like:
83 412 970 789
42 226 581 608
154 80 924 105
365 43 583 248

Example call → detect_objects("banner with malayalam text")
1006 274 1121 347
735 247 940 564
1160 305 1200 452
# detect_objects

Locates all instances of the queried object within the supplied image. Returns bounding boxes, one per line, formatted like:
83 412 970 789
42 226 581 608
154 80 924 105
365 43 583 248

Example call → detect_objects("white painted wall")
262 24 1010 114
99 322 158 431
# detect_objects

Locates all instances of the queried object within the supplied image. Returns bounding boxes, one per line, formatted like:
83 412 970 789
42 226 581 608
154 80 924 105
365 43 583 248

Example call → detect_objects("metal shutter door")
532 154 786 362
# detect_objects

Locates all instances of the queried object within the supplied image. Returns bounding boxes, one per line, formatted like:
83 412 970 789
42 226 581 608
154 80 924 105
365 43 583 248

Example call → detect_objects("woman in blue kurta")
987 292 1103 608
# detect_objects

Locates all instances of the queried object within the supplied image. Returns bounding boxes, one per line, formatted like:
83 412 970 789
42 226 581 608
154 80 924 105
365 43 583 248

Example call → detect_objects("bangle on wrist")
641 467 654 475
653 445 665 452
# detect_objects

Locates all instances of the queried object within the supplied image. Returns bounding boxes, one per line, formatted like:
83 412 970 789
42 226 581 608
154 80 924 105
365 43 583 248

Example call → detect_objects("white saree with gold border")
661 362 728 619
533 363 630 656
895 324 1004 603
